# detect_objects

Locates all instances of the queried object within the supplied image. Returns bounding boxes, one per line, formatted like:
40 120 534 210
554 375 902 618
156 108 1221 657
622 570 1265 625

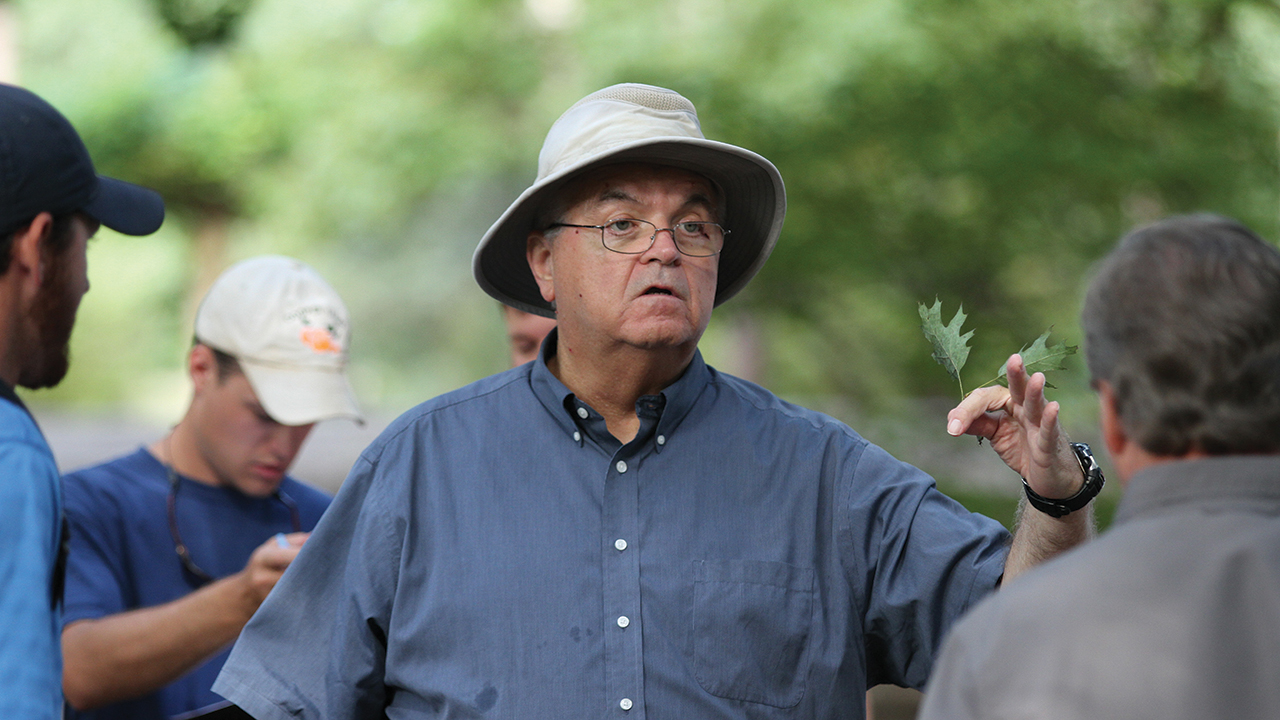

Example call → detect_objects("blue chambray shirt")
215 335 1009 720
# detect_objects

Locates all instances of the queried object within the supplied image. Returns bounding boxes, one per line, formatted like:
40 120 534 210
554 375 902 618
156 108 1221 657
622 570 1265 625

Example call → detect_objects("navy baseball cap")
1 83 164 237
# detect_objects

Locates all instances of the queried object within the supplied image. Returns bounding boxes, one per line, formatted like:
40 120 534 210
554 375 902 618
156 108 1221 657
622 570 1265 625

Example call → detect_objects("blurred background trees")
9 0 1280 466
11 7 1271 711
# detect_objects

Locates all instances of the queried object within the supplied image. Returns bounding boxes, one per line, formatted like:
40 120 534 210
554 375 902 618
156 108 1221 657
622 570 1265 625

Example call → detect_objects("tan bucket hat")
473 83 786 317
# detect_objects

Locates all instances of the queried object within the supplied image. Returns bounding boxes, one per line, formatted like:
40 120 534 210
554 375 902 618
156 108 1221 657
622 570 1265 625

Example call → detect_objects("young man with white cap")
60 256 362 720
215 84 1098 720
0 83 164 720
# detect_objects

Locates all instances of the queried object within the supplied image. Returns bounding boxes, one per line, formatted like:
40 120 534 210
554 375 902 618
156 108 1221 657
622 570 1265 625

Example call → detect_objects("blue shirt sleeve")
845 442 1010 689
0 436 65 719
214 446 402 720
61 470 131 625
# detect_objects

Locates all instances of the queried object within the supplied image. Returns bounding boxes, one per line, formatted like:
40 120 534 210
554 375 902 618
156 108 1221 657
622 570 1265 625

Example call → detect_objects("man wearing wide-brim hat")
216 83 1098 719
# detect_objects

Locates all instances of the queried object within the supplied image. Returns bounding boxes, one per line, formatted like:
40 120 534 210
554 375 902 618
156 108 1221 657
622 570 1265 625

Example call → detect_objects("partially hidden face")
20 213 95 390
526 164 722 354
503 306 558 367
191 362 314 498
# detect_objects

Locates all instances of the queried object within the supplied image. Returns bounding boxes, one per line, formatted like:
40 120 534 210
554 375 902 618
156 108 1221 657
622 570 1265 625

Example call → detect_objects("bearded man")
0 83 164 719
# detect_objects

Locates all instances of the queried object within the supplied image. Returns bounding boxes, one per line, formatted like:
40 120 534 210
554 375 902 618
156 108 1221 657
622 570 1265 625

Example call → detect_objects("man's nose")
267 422 314 460
642 227 681 263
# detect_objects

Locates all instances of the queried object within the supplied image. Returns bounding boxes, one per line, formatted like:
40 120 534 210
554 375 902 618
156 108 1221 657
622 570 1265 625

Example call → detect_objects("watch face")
1070 442 1104 500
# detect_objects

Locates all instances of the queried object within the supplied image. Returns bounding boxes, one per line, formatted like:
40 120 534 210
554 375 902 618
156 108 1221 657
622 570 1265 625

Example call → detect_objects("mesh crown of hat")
566 84 695 115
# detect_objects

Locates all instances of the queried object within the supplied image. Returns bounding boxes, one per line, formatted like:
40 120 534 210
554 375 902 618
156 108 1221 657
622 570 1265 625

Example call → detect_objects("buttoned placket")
568 394 666 718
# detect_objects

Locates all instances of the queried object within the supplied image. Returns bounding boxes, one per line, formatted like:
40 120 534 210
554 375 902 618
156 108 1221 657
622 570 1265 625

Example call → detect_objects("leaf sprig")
919 299 1077 398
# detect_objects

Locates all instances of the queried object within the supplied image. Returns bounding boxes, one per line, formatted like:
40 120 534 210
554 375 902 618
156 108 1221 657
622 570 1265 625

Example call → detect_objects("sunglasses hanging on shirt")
165 463 301 587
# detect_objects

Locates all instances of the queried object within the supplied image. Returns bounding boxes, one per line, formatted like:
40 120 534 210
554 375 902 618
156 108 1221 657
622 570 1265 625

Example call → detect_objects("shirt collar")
0 378 32 418
528 328 712 449
1115 455 1280 524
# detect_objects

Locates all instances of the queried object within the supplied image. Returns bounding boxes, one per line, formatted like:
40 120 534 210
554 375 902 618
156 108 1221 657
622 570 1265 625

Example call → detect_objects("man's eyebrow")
591 189 717 212
683 192 716 213
594 188 638 205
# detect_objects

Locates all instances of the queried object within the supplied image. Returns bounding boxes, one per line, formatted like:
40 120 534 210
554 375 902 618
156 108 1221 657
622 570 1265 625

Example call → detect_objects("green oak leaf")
994 328 1078 388
919 299 974 396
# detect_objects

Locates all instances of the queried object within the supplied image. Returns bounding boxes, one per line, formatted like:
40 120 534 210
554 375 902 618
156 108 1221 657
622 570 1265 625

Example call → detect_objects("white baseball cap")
194 255 363 426
473 83 787 318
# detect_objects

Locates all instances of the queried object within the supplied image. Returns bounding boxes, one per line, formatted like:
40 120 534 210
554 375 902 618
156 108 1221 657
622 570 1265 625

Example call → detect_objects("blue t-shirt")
62 448 331 720
216 347 1010 720
0 384 64 720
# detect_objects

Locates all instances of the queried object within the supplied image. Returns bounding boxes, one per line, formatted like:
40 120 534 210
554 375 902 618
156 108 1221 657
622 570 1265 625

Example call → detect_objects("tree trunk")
186 210 232 332
0 2 19 84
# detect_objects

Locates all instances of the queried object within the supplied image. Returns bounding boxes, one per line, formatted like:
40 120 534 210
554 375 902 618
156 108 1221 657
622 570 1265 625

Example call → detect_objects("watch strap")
1022 442 1105 518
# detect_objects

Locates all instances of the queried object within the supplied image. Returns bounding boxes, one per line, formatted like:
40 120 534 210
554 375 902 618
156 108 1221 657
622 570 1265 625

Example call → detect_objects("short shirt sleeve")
0 436 65 720
845 441 1010 688
61 470 131 625
214 443 404 720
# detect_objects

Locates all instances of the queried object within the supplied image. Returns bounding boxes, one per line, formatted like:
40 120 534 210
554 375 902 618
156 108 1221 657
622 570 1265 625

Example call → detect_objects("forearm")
62 572 257 710
1002 497 1094 582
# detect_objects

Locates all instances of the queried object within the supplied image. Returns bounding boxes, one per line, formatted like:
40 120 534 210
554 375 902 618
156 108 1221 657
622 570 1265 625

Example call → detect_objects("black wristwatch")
1022 442 1105 518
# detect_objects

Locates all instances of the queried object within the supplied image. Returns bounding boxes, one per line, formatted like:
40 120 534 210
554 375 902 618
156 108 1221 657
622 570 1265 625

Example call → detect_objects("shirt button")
620 698 633 711
614 538 627 551
573 431 581 442
616 460 627 473
656 434 666 445
577 407 589 419
617 615 630 628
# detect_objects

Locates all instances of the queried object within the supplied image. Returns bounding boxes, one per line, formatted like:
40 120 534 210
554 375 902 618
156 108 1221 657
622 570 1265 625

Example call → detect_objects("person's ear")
1097 381 1128 459
9 213 54 298
188 344 218 395
527 233 556 304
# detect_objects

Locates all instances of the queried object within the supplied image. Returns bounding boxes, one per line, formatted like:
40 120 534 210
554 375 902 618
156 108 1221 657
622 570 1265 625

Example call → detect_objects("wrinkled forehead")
551 162 724 221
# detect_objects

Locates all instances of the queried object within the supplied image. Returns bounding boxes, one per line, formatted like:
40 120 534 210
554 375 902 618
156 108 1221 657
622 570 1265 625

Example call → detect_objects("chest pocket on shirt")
690 559 815 708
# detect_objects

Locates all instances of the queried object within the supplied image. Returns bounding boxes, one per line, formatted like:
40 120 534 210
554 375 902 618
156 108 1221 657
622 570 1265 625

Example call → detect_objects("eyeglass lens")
601 219 724 256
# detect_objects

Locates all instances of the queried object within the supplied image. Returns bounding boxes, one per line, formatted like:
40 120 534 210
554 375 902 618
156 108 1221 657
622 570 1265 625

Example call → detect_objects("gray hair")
1082 214 1280 455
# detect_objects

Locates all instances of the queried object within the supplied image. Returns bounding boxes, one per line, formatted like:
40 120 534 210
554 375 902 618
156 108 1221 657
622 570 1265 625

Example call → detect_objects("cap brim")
239 361 365 427
83 175 165 236
473 137 785 317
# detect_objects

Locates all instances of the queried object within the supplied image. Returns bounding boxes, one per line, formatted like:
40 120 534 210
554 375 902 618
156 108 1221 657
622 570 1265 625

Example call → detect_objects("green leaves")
995 330 1078 389
919 300 1076 397
919 299 975 396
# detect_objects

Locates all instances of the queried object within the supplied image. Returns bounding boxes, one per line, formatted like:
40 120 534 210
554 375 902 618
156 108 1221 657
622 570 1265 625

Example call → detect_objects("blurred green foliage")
150 0 255 48
12 0 1280 438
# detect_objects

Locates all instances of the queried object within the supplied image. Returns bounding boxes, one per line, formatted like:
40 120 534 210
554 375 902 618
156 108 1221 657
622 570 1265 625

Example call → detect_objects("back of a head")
1082 214 1280 455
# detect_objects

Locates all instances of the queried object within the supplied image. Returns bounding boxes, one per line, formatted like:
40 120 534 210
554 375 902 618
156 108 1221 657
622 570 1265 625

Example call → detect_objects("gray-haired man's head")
1082 214 1280 456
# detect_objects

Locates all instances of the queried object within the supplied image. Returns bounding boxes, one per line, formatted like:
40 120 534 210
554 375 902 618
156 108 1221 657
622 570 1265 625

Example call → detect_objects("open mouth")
643 287 674 296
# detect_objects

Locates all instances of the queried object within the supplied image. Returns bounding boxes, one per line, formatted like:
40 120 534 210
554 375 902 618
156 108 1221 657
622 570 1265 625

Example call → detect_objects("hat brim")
83 175 165 236
239 360 365 427
473 137 785 317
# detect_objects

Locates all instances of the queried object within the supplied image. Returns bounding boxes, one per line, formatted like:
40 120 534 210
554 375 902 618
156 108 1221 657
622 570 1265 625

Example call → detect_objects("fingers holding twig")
947 384 1011 439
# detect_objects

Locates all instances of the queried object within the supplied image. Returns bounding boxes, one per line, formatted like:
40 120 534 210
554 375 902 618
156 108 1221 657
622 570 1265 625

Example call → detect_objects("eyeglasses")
546 219 729 257
166 464 301 586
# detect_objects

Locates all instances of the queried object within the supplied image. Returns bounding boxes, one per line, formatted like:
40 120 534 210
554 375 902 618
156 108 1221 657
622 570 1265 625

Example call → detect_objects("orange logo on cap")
300 326 341 354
